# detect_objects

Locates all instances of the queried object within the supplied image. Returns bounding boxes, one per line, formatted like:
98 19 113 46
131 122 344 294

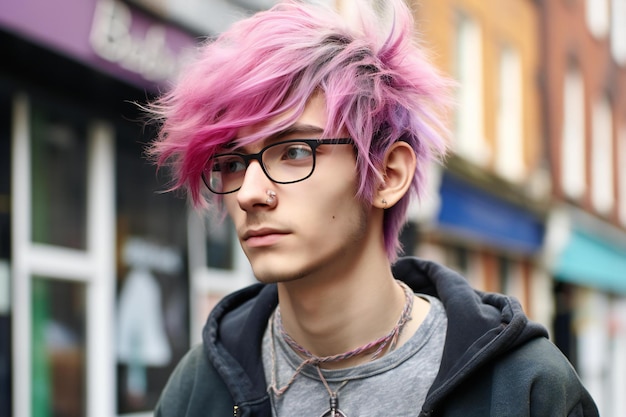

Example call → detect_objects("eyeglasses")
202 138 352 194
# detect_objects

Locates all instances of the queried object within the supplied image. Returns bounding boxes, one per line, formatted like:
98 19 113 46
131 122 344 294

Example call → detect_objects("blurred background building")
1 0 625 416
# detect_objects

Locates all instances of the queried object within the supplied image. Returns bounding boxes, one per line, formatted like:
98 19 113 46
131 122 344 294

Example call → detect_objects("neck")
275 250 421 368
273 207 431 368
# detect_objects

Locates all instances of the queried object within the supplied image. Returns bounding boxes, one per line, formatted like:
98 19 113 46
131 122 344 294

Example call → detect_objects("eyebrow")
230 123 326 152
266 123 325 142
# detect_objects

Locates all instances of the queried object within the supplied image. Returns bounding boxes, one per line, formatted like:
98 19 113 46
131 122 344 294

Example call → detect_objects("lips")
242 227 287 240
242 227 289 247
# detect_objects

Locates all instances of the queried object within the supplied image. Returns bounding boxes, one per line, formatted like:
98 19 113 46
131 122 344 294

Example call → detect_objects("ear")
372 141 416 209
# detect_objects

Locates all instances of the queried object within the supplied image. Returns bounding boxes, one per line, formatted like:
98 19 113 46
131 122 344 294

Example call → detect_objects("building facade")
3 0 624 416
409 0 553 327
0 1 278 416
539 1 626 415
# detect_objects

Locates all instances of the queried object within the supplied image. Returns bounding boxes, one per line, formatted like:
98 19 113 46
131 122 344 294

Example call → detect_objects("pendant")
320 408 348 417
319 394 348 417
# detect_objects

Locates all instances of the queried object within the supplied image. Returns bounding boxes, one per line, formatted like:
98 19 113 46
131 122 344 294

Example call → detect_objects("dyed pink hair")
148 0 453 261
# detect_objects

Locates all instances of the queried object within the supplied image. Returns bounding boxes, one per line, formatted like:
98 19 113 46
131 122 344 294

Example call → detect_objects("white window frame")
11 94 116 417
561 67 586 199
590 95 614 214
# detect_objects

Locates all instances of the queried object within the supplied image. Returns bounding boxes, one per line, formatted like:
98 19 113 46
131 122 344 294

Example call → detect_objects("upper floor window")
590 95 614 215
611 0 626 65
561 67 586 199
453 11 489 165
586 0 610 39
495 45 524 181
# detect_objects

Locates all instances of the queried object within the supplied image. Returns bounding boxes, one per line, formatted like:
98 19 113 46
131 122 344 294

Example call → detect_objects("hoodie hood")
392 258 548 411
201 257 548 414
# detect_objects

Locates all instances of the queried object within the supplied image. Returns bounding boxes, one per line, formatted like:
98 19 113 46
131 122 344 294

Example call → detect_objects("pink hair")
147 0 453 261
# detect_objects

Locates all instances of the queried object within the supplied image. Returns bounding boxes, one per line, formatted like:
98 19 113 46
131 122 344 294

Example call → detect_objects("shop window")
205 214 235 270
553 282 578 367
575 289 609 415
115 123 189 415
31 277 86 417
591 95 614 215
609 298 626 415
186 209 253 345
30 101 88 249
561 66 586 199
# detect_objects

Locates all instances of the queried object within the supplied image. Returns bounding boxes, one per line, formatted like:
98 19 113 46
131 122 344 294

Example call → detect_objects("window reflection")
115 123 189 414
206 215 234 270
30 101 87 249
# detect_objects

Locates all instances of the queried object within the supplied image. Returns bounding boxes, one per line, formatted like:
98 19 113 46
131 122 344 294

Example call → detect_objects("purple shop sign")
0 0 199 90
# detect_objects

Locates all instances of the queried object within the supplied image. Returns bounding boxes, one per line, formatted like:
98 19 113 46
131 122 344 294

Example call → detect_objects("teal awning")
554 229 626 294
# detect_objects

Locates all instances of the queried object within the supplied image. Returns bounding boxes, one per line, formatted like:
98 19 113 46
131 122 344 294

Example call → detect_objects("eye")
281 144 313 161
215 156 246 174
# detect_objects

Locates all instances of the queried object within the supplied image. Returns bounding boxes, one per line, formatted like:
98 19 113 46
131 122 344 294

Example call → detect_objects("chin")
252 267 306 284
249 257 311 284
246 247 340 285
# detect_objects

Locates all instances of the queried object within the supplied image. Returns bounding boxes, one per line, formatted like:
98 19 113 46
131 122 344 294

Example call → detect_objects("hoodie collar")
202 257 547 409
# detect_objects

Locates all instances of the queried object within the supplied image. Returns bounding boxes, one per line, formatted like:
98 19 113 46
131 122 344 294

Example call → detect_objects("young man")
148 1 598 416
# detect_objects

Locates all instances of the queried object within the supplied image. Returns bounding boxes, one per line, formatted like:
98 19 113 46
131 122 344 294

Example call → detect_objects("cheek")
323 195 368 231
321 182 365 225
223 197 243 223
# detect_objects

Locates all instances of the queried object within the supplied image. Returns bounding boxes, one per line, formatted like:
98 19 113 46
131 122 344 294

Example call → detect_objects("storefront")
546 206 626 417
0 0 262 416
414 169 552 326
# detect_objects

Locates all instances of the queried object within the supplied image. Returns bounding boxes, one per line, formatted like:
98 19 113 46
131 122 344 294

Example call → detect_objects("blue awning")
554 229 626 294
436 173 544 254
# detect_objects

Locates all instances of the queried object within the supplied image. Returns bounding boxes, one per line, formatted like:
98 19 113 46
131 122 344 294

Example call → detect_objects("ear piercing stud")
382 198 388 208
266 190 277 205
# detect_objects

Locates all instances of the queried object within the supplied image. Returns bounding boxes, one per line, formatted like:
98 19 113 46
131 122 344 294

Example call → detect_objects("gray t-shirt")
262 294 448 417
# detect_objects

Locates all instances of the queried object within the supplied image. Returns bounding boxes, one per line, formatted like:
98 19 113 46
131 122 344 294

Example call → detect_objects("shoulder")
490 338 599 416
495 337 587 393
154 345 233 417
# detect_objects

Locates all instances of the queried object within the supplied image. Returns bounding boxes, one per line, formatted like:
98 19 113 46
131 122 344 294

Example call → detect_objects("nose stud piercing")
266 190 277 205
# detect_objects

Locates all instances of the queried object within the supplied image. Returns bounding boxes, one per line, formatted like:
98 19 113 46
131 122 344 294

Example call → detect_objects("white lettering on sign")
89 0 195 82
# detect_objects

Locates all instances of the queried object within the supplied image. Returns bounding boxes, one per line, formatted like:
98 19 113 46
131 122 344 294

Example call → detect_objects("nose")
236 160 275 211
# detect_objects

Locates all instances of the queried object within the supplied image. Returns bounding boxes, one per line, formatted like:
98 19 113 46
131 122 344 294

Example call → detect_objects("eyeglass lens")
207 141 316 193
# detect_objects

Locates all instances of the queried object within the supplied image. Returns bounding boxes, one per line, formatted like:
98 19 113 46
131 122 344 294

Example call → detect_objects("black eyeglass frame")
202 138 353 194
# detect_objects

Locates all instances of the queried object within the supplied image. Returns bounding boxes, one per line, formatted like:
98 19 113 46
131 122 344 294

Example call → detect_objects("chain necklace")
269 280 415 417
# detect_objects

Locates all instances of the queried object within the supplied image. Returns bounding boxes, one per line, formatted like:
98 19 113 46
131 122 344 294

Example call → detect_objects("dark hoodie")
155 257 599 417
